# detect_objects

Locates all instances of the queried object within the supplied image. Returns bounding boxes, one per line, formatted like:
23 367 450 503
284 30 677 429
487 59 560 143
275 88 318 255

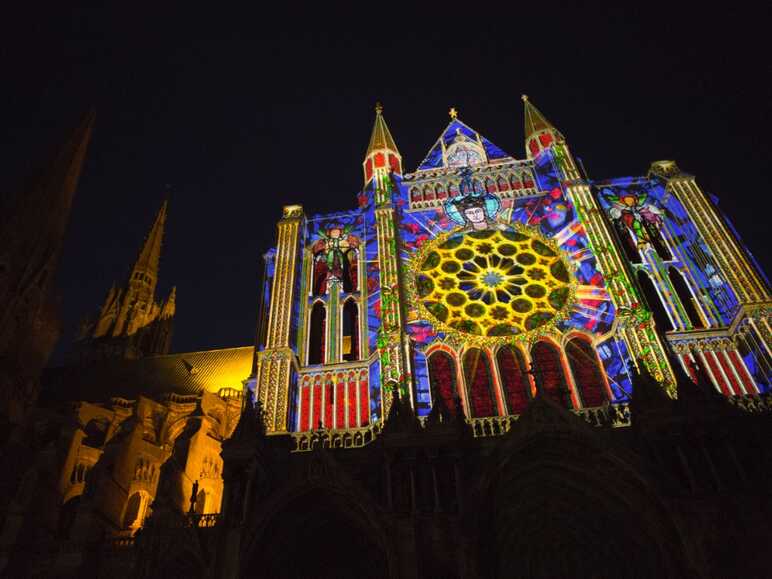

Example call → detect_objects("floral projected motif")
311 224 360 295
411 226 575 340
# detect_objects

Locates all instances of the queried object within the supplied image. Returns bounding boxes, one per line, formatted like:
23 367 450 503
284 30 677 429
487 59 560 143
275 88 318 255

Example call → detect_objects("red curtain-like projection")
428 352 459 417
463 349 497 418
308 302 326 365
496 346 531 415
530 341 572 408
565 338 608 408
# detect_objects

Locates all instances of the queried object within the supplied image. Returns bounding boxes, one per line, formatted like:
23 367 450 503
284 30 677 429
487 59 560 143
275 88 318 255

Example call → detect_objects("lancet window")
463 349 497 418
427 351 460 417
496 346 531 415
308 302 326 365
530 341 572 408
565 337 607 407
636 270 673 332
668 267 704 329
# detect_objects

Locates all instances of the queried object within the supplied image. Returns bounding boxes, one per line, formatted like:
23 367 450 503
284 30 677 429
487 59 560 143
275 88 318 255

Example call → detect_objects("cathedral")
0 98 770 578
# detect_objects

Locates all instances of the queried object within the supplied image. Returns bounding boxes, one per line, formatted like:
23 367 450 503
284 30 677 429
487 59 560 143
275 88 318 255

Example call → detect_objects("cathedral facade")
1 99 771 578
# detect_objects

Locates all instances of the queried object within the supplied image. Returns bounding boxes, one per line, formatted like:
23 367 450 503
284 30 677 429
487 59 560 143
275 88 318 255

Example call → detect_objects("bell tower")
521 96 676 387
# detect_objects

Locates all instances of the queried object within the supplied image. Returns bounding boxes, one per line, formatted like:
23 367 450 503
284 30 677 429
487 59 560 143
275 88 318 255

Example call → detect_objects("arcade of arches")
427 337 610 418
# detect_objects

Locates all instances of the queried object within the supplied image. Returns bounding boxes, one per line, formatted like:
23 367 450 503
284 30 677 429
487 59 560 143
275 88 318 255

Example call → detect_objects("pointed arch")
463 348 497 417
565 336 608 407
435 183 447 200
342 299 359 362
485 177 496 194
411 187 422 203
636 270 672 332
308 301 326 365
509 174 521 190
668 267 703 329
496 345 531 415
497 176 508 192
343 249 358 293
531 340 572 408
427 351 459 417
423 184 435 201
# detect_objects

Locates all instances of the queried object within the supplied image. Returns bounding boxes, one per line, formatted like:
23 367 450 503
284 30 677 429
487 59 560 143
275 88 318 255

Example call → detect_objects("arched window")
342 299 359 362
509 174 520 190
343 249 358 293
195 489 207 515
472 179 484 194
485 178 496 194
636 270 672 332
428 352 459 417
496 346 531 415
411 187 422 203
308 302 326 365
531 341 572 408
497 176 508 192
668 267 703 329
613 218 642 264
424 185 435 201
435 183 446 200
463 349 497 418
123 492 144 529
565 337 608 407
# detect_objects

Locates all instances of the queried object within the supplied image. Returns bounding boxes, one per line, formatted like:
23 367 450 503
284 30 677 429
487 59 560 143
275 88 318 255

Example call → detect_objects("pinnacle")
366 104 399 158
132 199 167 279
522 96 563 141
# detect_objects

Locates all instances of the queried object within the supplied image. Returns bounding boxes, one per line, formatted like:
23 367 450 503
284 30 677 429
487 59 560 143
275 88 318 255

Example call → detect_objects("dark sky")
2 5 770 360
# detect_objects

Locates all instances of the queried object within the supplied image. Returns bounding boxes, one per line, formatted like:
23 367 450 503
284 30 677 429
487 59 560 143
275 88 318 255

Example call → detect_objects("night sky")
3 5 769 361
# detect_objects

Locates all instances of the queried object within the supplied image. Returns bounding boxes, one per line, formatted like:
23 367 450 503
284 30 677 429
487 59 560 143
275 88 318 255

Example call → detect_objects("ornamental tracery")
409 225 576 344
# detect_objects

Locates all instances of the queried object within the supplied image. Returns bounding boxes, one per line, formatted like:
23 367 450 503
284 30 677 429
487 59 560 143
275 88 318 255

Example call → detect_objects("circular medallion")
410 226 575 342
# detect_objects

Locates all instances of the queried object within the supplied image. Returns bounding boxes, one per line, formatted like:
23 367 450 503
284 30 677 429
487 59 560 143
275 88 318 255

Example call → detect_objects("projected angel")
312 225 360 295
606 191 665 252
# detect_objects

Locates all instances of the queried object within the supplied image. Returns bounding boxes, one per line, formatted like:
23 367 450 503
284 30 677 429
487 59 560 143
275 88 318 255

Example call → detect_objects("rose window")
413 228 574 338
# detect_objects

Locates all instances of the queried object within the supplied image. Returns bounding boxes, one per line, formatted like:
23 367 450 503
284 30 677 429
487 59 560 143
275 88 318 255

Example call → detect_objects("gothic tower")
521 95 676 387
75 201 176 362
0 111 95 430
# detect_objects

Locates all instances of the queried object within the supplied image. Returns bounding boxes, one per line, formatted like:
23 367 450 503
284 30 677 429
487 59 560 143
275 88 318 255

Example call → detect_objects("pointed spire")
521 95 564 159
0 109 95 347
363 102 402 185
132 200 167 280
161 286 176 319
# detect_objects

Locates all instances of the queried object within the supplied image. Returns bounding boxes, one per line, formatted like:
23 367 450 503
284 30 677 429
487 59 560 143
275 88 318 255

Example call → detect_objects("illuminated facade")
3 100 772 578
254 97 770 439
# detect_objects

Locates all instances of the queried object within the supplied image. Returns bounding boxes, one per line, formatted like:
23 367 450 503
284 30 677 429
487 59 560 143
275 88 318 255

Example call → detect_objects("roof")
522 95 564 140
42 345 254 404
416 118 512 171
366 104 399 156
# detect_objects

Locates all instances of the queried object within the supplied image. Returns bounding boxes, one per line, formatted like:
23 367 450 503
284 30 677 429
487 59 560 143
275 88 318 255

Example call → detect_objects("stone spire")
363 102 402 185
0 110 95 425
132 200 167 290
521 95 565 159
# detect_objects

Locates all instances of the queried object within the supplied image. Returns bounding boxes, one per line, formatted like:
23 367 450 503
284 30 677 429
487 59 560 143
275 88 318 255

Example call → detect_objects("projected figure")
312 225 360 294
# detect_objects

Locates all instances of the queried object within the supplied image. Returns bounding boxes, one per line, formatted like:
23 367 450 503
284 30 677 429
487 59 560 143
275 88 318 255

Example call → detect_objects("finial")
449 107 458 119
521 94 529 102
375 102 383 114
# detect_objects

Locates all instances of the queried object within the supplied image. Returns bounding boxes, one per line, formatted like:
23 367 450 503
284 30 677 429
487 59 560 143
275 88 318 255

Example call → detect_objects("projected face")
463 206 487 230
